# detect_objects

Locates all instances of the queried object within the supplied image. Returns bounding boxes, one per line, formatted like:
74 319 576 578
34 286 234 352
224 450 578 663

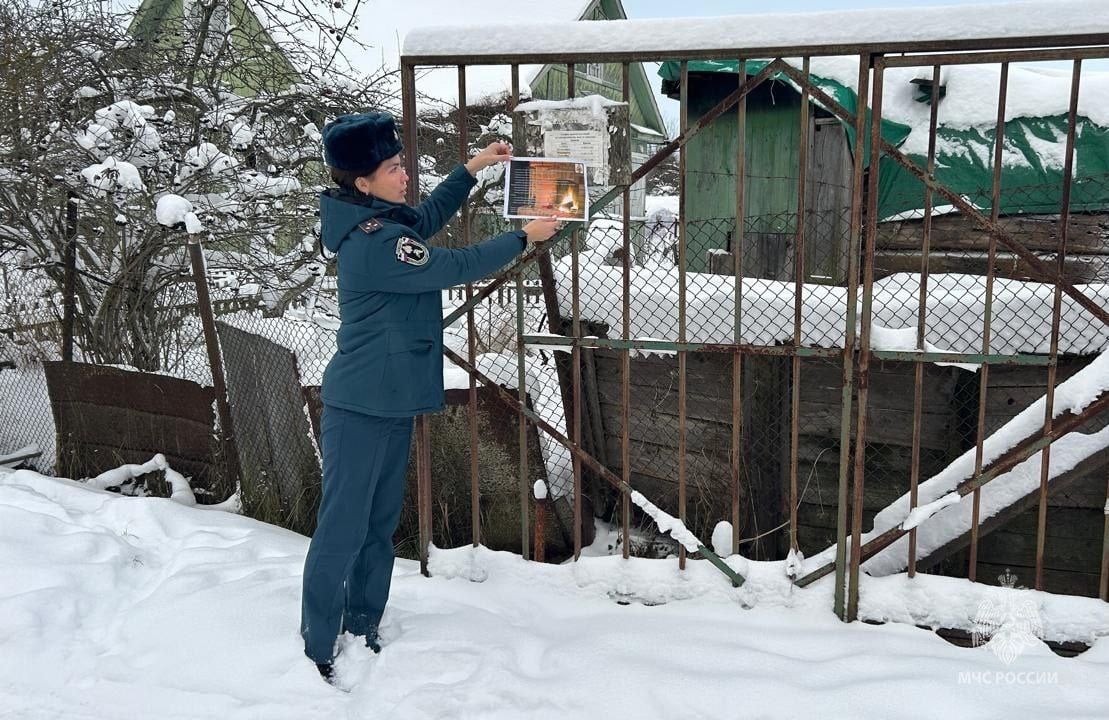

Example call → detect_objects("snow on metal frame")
404 0 1109 60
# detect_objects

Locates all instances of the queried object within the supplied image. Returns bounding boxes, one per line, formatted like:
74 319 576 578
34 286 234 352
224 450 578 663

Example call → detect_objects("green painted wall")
529 0 665 137
129 0 301 96
682 73 803 272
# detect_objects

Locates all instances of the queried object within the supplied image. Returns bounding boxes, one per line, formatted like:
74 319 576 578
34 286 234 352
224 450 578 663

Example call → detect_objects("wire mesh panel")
216 320 321 535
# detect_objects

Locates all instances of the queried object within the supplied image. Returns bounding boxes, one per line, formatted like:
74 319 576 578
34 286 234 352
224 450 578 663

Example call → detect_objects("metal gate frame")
400 30 1109 620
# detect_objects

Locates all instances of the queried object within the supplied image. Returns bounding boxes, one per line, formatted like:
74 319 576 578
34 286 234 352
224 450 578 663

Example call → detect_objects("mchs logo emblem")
395 237 429 266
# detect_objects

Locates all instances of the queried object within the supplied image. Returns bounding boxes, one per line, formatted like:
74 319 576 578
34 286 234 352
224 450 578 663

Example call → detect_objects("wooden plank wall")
586 350 1107 596
792 359 963 557
591 349 785 559
926 356 1107 596
875 213 1109 283
43 361 226 495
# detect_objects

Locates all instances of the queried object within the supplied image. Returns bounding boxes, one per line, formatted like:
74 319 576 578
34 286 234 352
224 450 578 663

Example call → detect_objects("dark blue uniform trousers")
301 405 414 663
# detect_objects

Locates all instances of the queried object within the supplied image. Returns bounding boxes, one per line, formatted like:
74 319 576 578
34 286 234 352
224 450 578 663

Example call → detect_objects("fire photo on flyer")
503 157 589 221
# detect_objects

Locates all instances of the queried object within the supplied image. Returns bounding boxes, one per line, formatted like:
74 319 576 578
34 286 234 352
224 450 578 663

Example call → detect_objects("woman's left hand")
465 142 511 175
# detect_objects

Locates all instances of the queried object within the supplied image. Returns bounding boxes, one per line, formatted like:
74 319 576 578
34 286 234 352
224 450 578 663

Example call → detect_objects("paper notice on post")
544 130 606 168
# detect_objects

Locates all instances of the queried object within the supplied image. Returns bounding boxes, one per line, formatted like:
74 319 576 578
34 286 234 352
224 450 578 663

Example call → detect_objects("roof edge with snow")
403 0 1109 63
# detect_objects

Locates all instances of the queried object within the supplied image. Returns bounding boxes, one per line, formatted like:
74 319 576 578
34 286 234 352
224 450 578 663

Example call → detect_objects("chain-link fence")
4 189 1109 592
6 43 1109 603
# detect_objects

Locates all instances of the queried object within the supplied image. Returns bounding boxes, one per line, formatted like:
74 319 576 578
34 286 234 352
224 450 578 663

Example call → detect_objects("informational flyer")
543 130 606 169
503 157 589 222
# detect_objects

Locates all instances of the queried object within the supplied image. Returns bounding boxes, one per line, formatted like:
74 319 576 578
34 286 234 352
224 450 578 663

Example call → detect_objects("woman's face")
356 153 408 203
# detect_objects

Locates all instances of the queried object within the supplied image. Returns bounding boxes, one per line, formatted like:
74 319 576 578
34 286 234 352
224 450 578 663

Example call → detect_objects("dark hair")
329 166 368 193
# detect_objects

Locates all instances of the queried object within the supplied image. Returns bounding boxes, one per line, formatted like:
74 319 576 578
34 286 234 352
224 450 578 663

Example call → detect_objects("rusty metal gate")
401 25 1109 620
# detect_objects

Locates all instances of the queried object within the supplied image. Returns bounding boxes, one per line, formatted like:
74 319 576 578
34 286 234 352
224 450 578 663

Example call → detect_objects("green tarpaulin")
659 60 1109 220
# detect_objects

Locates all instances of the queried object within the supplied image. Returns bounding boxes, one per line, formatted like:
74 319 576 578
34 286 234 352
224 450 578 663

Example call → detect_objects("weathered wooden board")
876 213 1109 255
874 250 1106 284
217 321 321 534
43 361 224 493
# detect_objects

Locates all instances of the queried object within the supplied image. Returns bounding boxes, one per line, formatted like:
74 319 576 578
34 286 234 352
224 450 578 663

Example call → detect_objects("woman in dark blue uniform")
302 112 558 683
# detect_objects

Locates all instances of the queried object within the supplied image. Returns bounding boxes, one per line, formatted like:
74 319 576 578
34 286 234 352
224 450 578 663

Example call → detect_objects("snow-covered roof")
404 0 1109 60
665 58 1109 135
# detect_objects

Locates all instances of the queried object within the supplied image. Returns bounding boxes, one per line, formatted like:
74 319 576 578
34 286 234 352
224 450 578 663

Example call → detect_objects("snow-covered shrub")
0 0 394 369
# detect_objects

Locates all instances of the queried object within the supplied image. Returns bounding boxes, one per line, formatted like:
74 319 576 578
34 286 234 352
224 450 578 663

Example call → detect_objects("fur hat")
321 112 403 176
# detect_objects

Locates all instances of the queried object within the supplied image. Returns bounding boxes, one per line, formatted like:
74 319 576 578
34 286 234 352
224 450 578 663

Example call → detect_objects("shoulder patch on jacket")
358 218 383 234
395 236 430 266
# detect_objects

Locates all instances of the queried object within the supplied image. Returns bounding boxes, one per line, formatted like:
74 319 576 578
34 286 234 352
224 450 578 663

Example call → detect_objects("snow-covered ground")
3 467 1109 719
553 258 1109 357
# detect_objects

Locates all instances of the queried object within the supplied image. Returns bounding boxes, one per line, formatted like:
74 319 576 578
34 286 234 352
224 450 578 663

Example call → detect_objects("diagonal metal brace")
795 387 1109 587
775 61 1109 329
443 346 746 587
443 59 787 329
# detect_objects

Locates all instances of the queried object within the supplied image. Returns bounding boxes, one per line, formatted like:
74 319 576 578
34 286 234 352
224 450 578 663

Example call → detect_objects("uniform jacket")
319 164 526 417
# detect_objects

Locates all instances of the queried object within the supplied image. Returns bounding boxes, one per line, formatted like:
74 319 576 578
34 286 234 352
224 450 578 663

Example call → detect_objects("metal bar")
62 192 77 362
847 58 884 622
416 414 432 577
511 64 530 560
881 45 1109 67
833 54 870 621
732 58 748 557
459 66 481 549
442 62 784 329
534 497 546 563
186 238 242 495
444 346 747 587
776 61 1109 329
402 63 420 204
621 62 632 560
402 61 432 576
523 336 839 356
400 33 1109 67
789 57 810 556
568 62 583 560
1036 60 1082 590
797 389 1109 587
971 61 1010 582
909 64 943 578
1102 470 1109 601
677 60 689 571
517 267 530 558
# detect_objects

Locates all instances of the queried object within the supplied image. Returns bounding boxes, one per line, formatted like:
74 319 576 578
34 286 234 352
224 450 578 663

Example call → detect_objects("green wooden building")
525 2 667 217
659 60 1109 280
127 0 302 96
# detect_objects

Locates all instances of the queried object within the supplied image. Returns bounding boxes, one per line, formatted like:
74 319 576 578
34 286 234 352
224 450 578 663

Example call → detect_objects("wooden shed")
659 59 1109 282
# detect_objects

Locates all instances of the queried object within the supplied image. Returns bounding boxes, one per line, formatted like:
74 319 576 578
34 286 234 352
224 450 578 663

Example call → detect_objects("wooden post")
186 236 242 494
61 191 77 362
